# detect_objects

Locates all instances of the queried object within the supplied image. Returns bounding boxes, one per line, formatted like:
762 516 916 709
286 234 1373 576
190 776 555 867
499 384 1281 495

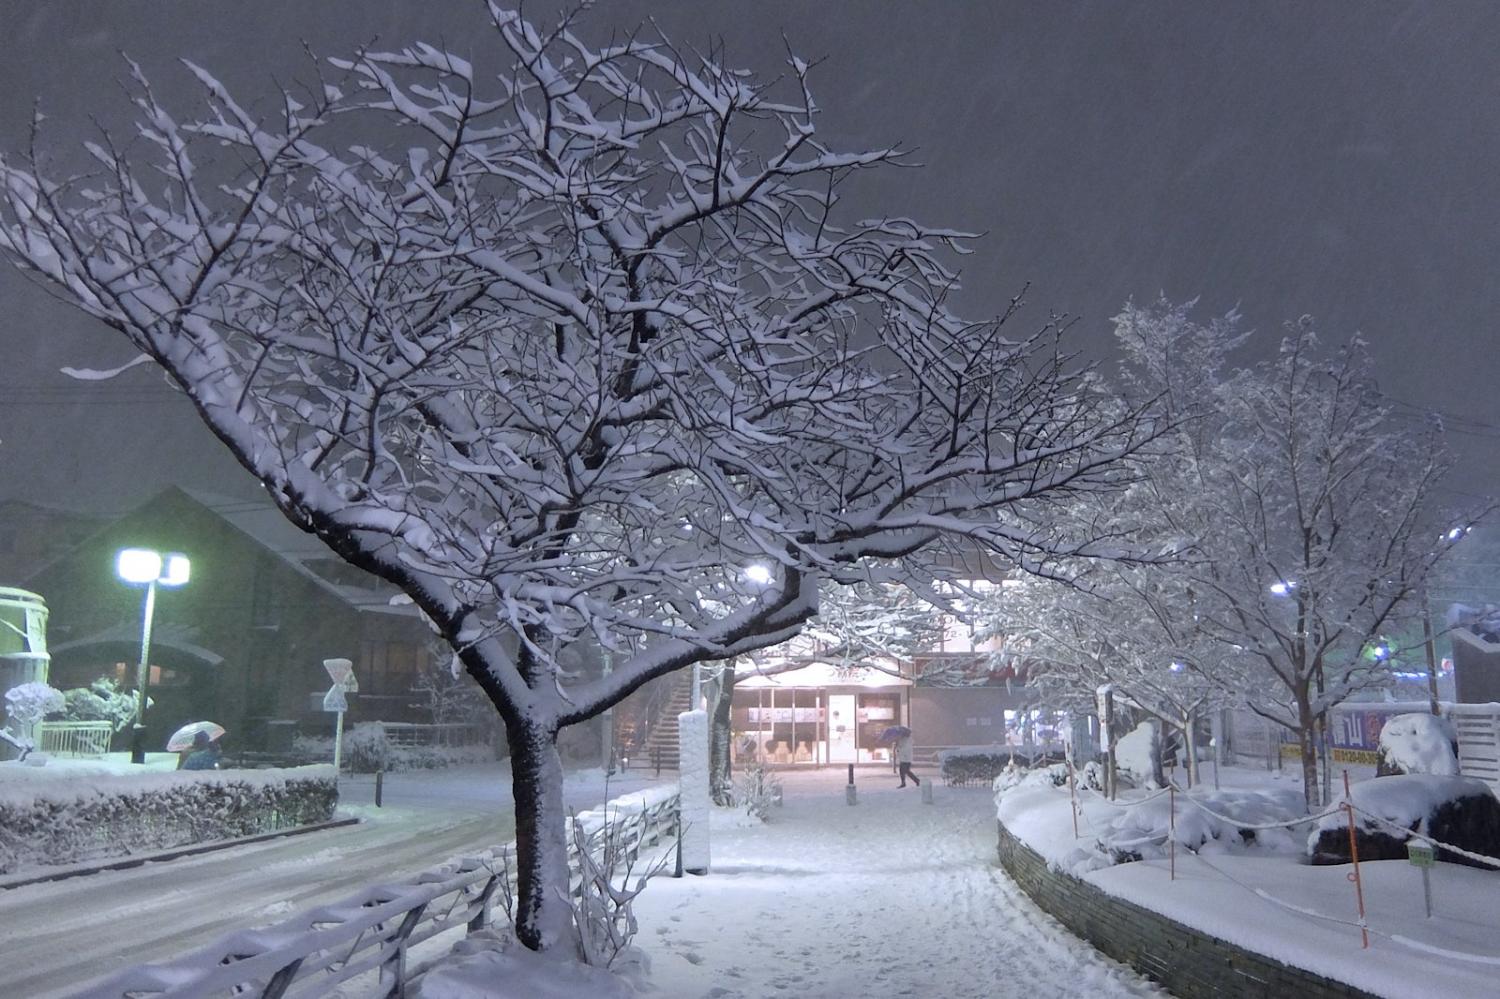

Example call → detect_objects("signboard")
322 687 349 713
1407 839 1435 868
1096 685 1114 751
323 657 358 693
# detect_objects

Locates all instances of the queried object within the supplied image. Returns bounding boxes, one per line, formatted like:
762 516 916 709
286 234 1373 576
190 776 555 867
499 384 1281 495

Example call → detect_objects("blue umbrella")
877 725 911 743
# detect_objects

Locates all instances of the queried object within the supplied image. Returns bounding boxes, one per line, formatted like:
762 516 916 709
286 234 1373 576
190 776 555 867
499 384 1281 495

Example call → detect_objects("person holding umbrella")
879 725 920 787
169 721 225 770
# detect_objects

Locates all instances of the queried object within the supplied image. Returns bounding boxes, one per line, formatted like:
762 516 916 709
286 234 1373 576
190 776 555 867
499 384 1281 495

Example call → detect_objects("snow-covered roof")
50 621 225 665
174 488 418 617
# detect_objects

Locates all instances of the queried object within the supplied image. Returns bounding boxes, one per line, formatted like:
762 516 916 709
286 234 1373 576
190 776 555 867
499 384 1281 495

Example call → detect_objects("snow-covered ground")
999 766 1500 999
628 767 1162 999
0 761 661 998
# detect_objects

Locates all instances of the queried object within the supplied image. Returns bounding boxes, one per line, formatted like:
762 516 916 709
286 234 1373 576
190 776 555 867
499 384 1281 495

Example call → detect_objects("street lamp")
117 548 190 764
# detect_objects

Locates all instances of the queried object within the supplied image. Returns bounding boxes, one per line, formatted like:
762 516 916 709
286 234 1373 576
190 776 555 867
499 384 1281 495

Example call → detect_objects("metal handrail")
75 784 683 998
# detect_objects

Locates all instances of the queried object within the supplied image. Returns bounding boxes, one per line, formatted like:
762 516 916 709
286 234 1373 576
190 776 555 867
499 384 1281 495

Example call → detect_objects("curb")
0 816 361 891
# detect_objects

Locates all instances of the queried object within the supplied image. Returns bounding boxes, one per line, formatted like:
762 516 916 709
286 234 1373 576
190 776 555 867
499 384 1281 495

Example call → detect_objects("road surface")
0 763 662 998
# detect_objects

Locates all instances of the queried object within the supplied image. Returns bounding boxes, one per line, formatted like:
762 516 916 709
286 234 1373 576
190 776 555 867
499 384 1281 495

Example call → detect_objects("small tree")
1190 320 1472 807
2 682 65 760
0 8 1159 951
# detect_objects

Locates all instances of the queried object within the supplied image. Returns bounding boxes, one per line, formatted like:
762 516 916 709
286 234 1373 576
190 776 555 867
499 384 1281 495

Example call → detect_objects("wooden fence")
75 785 681 999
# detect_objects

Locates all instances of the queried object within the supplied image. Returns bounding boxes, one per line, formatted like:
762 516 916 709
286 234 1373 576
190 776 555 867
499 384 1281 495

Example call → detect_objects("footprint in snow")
682 951 704 965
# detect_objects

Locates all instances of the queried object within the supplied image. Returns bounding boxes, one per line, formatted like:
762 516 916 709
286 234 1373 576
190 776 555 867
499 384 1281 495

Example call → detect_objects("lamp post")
117 548 190 764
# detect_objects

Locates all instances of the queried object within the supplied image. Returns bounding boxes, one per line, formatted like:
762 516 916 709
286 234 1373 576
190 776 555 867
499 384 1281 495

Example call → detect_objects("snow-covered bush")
735 759 781 822
1115 720 1164 789
1376 713 1459 777
56 677 137 733
296 726 493 773
1096 787 1307 865
0 766 336 874
1308 774 1500 868
5 682 64 734
2 682 65 759
940 747 1024 787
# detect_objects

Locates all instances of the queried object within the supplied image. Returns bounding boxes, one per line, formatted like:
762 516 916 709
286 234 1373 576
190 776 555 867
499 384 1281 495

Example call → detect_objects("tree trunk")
507 717 575 953
1296 698 1321 809
709 664 737 806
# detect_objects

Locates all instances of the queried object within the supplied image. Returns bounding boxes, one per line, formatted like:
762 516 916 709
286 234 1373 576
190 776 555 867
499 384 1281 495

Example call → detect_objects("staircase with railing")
614 672 696 772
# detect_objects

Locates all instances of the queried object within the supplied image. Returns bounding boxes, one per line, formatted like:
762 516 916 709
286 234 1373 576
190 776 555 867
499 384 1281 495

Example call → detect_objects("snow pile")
1094 787 1308 865
0 763 336 874
1376 713 1459 776
416 929 642 999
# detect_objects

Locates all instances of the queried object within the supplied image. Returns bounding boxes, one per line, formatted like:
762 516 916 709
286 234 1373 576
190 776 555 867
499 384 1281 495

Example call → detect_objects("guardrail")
37 720 113 757
74 784 682 999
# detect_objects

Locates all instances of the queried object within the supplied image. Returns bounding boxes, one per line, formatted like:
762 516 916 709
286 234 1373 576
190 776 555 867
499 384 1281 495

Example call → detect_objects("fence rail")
75 784 682 999
375 721 488 748
37 720 113 757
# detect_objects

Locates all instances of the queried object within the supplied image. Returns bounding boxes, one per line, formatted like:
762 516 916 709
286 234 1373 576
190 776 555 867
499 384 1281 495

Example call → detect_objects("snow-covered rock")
1307 774 1500 868
1376 712 1459 777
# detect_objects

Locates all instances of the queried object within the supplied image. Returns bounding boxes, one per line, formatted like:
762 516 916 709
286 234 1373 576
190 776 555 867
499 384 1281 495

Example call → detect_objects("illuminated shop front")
731 662 910 766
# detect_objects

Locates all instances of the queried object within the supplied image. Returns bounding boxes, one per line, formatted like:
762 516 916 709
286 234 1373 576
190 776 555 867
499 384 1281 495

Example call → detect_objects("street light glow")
744 564 773 585
117 547 191 764
116 548 163 583
1269 580 1296 596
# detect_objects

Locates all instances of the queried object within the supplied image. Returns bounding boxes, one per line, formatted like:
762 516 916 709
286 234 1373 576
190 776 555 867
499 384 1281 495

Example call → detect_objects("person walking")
896 731 920 787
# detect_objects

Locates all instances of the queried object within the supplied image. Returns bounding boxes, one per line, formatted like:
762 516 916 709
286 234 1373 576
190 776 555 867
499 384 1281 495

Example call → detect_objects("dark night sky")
3 1 1498 514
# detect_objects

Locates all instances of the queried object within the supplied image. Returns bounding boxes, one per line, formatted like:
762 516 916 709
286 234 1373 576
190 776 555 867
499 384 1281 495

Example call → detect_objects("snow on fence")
1449 703 1500 792
376 721 488 748
36 720 112 757
75 783 683 999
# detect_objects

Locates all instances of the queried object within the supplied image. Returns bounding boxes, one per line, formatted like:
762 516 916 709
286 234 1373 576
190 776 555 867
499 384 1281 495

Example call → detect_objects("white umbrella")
166 721 225 752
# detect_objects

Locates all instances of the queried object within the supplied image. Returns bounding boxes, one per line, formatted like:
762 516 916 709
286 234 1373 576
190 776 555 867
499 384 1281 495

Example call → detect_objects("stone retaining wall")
996 821 1373 999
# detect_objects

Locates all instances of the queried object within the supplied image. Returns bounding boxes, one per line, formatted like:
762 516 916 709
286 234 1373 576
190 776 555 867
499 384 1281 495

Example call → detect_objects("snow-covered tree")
0 8 1159 952
1191 320 1470 807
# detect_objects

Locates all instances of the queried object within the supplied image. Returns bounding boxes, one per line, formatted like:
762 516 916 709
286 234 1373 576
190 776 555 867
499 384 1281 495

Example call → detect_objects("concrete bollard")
846 783 858 806
922 781 933 805
375 769 384 807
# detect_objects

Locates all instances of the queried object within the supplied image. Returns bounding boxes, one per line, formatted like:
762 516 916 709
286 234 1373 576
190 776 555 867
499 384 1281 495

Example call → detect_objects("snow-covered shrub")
939 746 1018 786
5 682 64 734
341 722 391 772
0 767 336 874
1096 786 1307 865
735 759 781 822
56 677 138 733
1308 774 1500 868
1115 720 1164 789
297 726 494 772
1376 713 1459 777
566 807 668 969
2 683 65 759
417 929 638 999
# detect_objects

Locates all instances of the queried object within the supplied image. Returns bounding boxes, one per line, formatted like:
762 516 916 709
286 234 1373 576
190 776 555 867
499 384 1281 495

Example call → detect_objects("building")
729 581 1039 768
14 487 440 752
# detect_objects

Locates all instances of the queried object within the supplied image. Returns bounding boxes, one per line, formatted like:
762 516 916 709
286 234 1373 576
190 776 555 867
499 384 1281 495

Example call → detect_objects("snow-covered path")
0 763 658 998
633 769 1164 998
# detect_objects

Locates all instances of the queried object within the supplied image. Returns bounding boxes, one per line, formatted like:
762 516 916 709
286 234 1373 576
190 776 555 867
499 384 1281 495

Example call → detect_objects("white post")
333 709 345 775
678 709 710 874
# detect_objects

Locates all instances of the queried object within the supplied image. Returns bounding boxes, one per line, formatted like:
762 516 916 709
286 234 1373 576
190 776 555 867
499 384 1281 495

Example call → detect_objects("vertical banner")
678 709 711 874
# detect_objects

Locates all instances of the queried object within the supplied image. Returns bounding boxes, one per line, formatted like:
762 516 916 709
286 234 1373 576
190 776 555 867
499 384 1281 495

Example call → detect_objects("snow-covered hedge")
0 765 336 875
941 745 1062 786
294 726 493 772
1308 774 1500 868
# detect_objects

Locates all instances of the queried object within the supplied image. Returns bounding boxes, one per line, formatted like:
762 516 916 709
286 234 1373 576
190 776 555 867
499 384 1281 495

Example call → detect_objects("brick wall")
995 821 1372 999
